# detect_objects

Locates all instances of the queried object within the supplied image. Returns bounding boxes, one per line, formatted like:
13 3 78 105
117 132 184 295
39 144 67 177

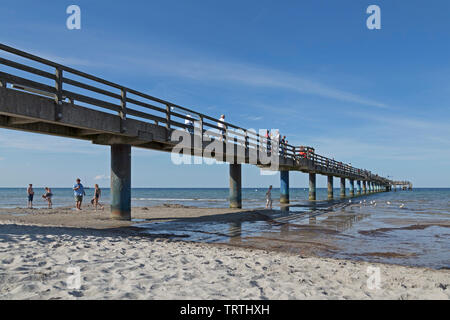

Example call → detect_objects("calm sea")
0 187 372 209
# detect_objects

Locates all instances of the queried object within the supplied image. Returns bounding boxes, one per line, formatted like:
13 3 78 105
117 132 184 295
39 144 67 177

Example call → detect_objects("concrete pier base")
309 173 316 201
110 144 131 220
363 181 367 194
229 163 242 208
357 180 361 195
280 170 289 204
349 179 354 197
327 175 333 200
340 178 346 198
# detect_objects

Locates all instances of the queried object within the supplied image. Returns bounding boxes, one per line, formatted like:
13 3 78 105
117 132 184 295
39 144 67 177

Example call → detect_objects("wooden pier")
0 44 412 220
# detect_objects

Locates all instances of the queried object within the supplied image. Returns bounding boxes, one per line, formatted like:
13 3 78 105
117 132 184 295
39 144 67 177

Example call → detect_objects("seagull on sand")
386 201 391 205
399 204 405 208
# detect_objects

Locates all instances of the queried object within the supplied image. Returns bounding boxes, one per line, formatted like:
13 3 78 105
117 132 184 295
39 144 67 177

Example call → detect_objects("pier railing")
0 43 389 184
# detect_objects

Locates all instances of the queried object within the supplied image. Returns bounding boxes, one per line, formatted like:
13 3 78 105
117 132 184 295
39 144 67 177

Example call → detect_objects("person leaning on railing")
280 136 287 157
299 146 307 159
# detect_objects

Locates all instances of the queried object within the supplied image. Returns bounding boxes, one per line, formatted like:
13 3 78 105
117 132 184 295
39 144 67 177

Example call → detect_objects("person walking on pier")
185 114 194 135
280 136 288 157
73 178 85 211
42 187 53 209
265 130 271 155
91 184 104 211
265 185 273 209
27 184 34 209
218 114 227 141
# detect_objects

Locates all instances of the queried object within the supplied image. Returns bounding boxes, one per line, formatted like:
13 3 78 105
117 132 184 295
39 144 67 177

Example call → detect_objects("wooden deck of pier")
0 44 411 219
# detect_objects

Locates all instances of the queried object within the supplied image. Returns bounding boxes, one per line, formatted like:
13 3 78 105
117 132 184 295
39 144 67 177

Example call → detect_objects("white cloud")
0 130 101 154
94 174 110 181
121 53 388 109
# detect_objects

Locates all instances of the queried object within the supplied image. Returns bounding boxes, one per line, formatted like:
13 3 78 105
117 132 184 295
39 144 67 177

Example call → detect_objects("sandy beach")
0 206 448 300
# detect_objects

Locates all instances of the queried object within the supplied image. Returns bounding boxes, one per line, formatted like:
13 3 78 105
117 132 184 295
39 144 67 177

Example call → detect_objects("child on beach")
27 184 34 209
91 184 104 211
42 187 53 209
266 185 273 209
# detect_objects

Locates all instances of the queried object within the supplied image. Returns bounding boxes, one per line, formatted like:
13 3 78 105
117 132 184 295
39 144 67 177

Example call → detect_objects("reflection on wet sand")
228 221 242 243
136 191 450 269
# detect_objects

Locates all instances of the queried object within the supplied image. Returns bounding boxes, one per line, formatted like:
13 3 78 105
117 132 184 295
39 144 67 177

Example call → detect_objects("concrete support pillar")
327 175 333 200
349 179 354 197
340 177 346 198
363 181 367 194
357 180 361 195
309 173 316 201
110 144 131 220
280 170 289 204
229 163 242 208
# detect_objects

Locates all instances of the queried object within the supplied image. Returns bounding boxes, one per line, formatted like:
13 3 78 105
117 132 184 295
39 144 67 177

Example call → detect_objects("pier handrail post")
244 130 249 152
120 87 127 133
199 115 204 157
166 104 171 130
54 66 63 121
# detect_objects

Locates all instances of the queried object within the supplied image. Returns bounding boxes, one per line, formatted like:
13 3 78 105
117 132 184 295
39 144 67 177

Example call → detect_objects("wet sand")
0 205 449 299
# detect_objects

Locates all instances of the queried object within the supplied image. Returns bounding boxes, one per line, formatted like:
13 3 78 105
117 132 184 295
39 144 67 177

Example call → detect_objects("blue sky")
0 0 449 188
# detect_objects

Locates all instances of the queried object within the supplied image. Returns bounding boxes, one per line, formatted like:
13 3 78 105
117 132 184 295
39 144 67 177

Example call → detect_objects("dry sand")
0 206 449 300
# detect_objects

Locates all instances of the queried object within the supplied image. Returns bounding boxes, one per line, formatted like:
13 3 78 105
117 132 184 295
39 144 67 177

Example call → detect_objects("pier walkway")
0 44 411 220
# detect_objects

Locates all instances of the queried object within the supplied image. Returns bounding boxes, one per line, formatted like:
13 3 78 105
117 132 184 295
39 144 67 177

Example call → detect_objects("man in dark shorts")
73 178 85 210
27 184 34 209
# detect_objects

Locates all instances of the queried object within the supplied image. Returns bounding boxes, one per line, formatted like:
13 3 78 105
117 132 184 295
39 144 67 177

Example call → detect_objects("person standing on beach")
42 187 53 209
92 184 104 211
27 184 34 209
73 178 85 211
265 185 273 209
